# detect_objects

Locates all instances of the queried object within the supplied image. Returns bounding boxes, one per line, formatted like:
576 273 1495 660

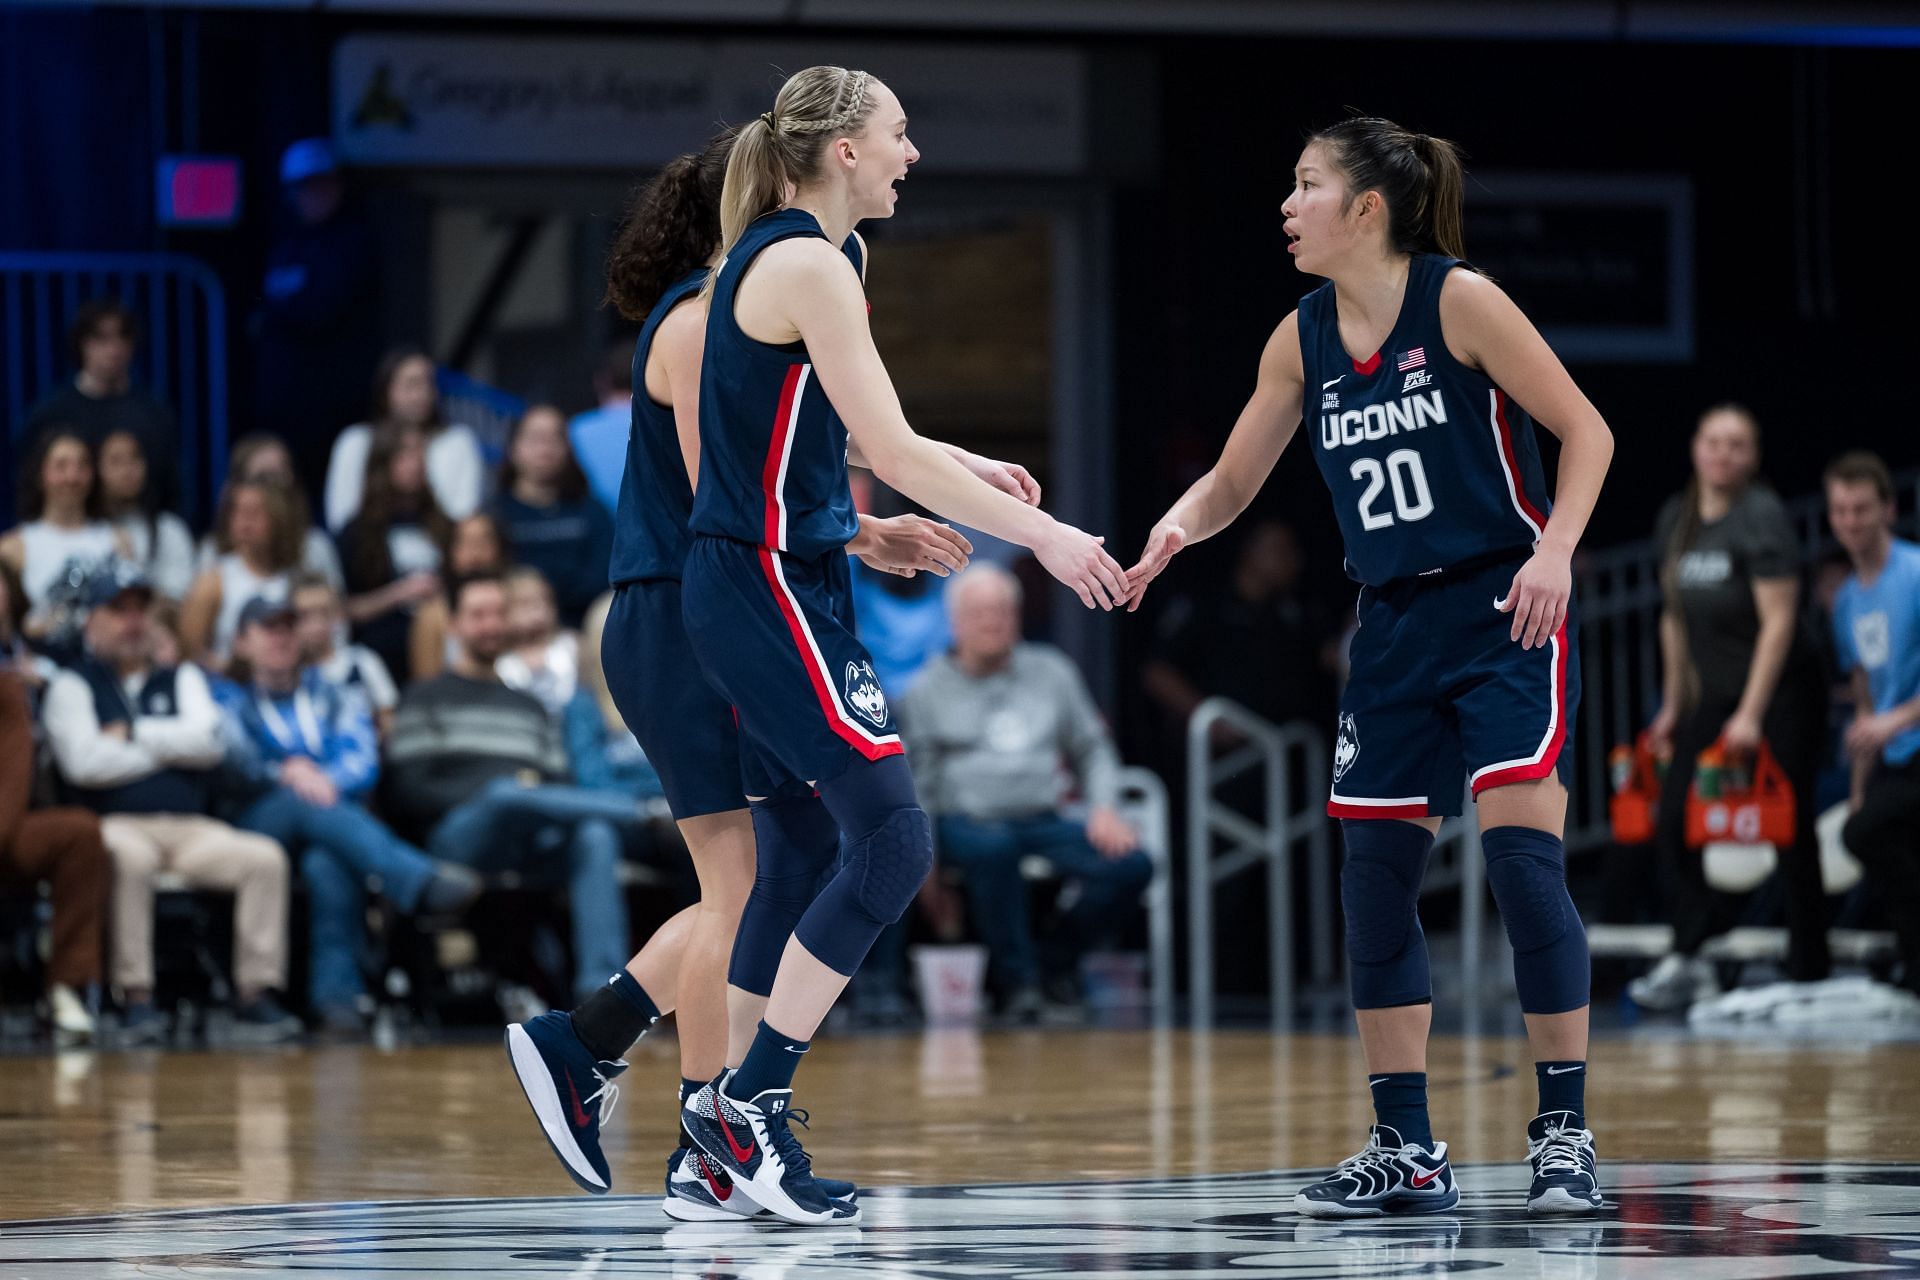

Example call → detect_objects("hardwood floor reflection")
2 1028 1915 1220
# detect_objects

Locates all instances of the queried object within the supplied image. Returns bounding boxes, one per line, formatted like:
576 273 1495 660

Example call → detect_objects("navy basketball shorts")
681 535 904 792
601 579 779 820
1328 554 1579 820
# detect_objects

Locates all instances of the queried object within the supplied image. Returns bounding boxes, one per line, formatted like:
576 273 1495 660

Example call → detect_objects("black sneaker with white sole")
1294 1124 1460 1218
1526 1110 1604 1214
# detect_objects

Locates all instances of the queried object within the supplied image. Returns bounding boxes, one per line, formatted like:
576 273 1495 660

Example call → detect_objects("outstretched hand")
855 514 974 579
1123 521 1188 612
1036 522 1130 611
1494 545 1571 650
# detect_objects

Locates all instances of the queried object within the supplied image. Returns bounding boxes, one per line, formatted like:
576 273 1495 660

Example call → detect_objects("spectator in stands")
1142 519 1338 738
492 405 613 628
496 568 578 717
1632 404 1831 1010
42 567 299 1044
98 430 194 602
0 425 124 650
1825 452 1920 997
199 435 346 589
900 564 1153 1019
253 139 382 504
26 299 180 518
325 348 483 534
0 664 110 1045
216 596 481 1036
409 512 511 682
337 422 450 687
567 339 635 516
290 573 397 738
180 479 303 669
384 571 630 1004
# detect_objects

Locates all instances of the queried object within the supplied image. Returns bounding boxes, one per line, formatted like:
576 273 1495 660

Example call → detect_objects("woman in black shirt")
1634 405 1830 1009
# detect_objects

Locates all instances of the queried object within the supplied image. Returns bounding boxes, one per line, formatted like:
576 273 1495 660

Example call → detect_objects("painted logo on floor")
2 1163 1918 1276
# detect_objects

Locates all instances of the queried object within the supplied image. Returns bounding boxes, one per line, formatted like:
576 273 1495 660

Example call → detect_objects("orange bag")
1684 739 1796 849
1608 733 1661 845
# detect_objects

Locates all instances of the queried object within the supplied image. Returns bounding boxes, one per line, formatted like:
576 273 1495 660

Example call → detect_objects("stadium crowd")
0 285 1158 1046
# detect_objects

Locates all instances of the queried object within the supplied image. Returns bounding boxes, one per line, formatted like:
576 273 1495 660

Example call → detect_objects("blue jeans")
936 813 1154 992
428 779 632 1000
235 787 438 1013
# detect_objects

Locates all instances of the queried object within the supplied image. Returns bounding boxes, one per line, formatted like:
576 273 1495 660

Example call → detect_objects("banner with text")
333 34 1086 174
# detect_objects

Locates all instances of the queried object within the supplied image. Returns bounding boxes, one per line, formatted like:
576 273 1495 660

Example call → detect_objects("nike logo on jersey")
1322 376 1345 389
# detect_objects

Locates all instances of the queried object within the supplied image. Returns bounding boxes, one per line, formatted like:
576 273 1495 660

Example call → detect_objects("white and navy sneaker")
1294 1125 1460 1218
663 1145 763 1221
1526 1111 1604 1214
504 1011 627 1194
683 1081 860 1226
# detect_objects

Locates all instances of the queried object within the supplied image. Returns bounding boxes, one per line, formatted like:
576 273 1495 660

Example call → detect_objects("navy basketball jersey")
1299 254 1552 585
608 267 709 585
690 208 866 559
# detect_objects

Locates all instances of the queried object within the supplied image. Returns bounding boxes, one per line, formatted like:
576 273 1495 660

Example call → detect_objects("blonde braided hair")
708 67 880 291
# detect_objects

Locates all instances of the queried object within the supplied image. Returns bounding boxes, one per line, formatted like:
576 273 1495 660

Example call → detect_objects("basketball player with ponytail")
658 68 1120 1227
505 127 993 1221
1127 117 1615 1216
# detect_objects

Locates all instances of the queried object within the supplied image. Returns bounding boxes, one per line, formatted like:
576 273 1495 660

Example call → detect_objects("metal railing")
1114 764 1176 1027
1 252 229 524
1186 698 1335 1029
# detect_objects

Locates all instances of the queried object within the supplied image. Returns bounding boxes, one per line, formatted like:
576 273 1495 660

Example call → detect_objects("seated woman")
407 511 510 682
495 567 578 717
0 425 128 661
336 422 450 687
98 429 195 602
200 434 346 589
490 404 614 629
325 347 484 534
179 479 304 670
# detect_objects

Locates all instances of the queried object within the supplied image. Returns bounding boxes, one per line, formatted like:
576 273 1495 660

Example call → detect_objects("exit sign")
156 156 242 228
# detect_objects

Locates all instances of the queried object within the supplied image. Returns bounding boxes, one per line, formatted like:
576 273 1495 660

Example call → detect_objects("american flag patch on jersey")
1397 347 1426 371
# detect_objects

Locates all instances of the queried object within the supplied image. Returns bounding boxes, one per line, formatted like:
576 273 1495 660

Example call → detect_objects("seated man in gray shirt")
900 564 1153 1018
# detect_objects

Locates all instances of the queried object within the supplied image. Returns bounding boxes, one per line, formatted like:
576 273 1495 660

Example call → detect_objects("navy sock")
680 1077 705 1103
725 1021 810 1101
569 970 659 1063
1368 1072 1433 1148
1536 1060 1586 1124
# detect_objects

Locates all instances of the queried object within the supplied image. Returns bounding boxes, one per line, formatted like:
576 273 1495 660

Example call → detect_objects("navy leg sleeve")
795 755 934 977
1340 819 1436 1009
1482 825 1590 1015
728 793 840 996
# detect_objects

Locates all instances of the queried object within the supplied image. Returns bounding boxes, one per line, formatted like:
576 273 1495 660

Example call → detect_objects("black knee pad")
1342 854 1423 964
1482 828 1572 954
1482 825 1588 1014
1338 819 1435 1008
846 806 933 924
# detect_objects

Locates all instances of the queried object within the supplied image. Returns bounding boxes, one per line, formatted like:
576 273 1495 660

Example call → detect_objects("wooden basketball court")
3 1027 1917 1276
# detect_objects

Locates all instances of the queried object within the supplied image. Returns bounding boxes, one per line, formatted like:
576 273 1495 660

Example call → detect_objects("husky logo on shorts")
844 660 889 729
1333 712 1360 782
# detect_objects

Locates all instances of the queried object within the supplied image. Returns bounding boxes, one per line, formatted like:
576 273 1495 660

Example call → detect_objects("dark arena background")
2 2 1919 1276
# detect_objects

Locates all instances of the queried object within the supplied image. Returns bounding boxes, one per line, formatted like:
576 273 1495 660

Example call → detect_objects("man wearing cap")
252 137 381 498
42 567 301 1044
215 593 480 1038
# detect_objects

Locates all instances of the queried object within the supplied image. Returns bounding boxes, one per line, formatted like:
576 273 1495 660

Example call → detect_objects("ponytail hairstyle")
705 65 878 299
604 129 737 321
1310 115 1469 261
